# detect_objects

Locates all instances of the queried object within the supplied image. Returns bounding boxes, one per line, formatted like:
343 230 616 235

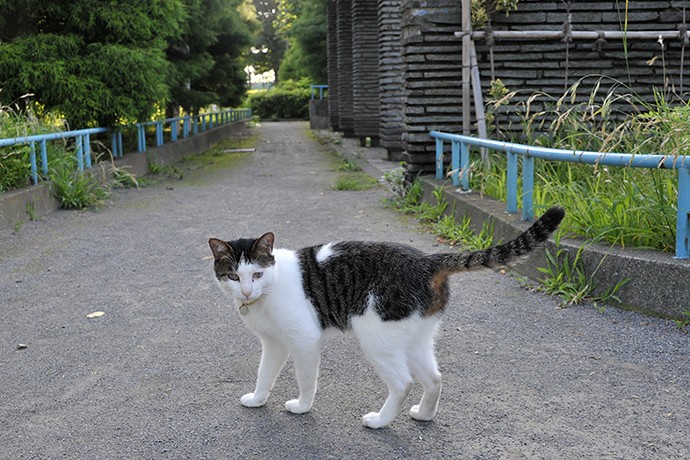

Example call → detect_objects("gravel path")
1 121 688 459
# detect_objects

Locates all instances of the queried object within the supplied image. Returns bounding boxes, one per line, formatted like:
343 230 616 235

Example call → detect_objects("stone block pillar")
327 1 340 129
336 0 355 136
352 0 381 145
377 0 405 161
400 0 462 174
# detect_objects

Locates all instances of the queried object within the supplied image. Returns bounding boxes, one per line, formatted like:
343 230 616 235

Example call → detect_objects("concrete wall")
418 175 690 320
309 100 330 130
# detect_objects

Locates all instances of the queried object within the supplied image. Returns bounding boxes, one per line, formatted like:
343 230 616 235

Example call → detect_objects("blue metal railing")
310 85 329 100
0 108 252 184
430 131 690 259
0 127 109 184
123 108 252 155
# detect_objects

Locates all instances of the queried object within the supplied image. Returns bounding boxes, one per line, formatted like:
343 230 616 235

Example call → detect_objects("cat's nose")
241 288 252 298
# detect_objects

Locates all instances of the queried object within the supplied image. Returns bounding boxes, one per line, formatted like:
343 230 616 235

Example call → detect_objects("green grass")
536 236 629 307
332 172 378 191
431 214 495 251
463 77 686 254
49 161 110 210
385 176 631 307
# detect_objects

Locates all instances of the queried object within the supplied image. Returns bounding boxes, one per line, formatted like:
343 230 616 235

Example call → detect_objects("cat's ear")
209 238 233 259
252 232 275 255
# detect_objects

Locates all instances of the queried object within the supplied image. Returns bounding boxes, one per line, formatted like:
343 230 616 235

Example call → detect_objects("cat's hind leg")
407 318 442 421
241 336 288 408
352 312 415 429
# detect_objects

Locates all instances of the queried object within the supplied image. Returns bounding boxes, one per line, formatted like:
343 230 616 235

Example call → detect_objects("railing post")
84 133 92 168
522 155 534 220
137 124 146 152
171 119 178 142
451 140 460 187
29 142 38 184
506 150 518 214
675 167 690 259
435 137 444 180
111 132 118 158
76 135 84 171
460 141 470 191
156 122 163 147
40 140 48 177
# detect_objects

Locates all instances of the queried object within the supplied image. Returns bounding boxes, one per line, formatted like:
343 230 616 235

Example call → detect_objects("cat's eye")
227 273 240 281
252 272 263 279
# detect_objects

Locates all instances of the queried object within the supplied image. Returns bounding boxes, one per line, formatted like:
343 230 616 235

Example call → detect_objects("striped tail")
430 206 565 273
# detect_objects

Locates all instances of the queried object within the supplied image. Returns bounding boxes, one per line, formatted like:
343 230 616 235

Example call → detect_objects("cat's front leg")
241 336 288 408
284 346 321 414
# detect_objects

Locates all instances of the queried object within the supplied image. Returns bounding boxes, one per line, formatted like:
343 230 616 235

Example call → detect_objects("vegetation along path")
1 121 688 459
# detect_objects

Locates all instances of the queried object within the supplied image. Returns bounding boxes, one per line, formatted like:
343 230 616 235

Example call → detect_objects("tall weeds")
474 76 684 253
0 100 66 192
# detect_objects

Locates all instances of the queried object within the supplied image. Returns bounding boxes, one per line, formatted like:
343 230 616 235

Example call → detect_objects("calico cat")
208 206 565 429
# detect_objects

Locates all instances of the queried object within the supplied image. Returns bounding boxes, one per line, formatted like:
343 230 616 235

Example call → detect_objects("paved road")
1 121 689 459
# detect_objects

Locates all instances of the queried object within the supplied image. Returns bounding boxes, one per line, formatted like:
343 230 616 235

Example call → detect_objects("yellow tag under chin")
239 305 249 316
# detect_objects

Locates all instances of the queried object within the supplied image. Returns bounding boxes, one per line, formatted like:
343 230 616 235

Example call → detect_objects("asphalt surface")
1 121 689 459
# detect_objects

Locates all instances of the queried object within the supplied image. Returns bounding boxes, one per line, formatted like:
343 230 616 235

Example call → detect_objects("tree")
249 0 286 78
276 0 328 84
167 0 257 115
0 0 257 125
0 0 186 126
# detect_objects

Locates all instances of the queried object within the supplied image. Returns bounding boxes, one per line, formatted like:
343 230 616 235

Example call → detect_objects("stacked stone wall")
326 0 688 174
327 1 340 129
476 0 688 135
336 0 355 136
352 0 381 144
378 0 405 160
400 0 462 174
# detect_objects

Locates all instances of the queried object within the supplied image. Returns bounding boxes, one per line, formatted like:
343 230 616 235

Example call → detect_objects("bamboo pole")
458 30 690 41
461 0 471 137
470 41 488 162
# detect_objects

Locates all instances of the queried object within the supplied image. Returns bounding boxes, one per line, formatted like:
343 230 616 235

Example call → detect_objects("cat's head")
208 232 276 304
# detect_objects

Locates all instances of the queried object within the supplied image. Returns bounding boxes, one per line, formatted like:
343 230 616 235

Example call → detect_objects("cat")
208 206 565 429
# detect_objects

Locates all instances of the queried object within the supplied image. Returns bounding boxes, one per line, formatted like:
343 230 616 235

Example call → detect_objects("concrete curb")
0 121 248 231
323 131 690 320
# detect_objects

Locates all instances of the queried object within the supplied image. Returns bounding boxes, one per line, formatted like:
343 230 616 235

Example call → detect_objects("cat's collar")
239 297 259 316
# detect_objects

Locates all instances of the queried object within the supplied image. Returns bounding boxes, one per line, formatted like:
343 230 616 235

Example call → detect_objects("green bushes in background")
246 79 310 120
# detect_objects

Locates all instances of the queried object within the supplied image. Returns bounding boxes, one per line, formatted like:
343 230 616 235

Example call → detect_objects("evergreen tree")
167 0 257 115
276 0 327 84
0 0 256 125
0 0 186 126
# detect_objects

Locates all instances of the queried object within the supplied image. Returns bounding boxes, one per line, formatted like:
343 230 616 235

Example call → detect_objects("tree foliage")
275 0 328 84
168 0 257 114
0 0 256 126
248 0 286 77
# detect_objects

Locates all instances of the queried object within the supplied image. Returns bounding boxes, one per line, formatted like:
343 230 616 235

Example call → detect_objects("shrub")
246 79 311 120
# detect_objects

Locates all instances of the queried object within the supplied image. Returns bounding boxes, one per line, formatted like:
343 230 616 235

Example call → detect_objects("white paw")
240 393 267 407
285 399 311 414
409 405 434 421
361 412 390 429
